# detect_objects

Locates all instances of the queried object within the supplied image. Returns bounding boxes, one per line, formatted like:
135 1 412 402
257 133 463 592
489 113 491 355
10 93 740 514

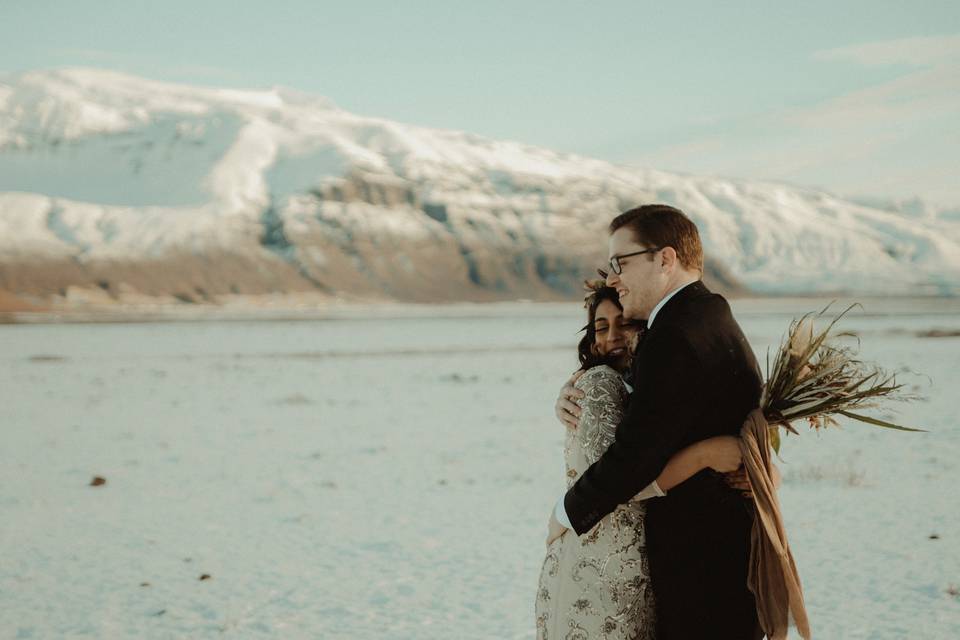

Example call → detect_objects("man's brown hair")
609 204 704 275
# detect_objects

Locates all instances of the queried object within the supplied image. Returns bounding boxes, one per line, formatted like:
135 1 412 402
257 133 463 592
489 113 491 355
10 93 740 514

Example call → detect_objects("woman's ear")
590 342 600 356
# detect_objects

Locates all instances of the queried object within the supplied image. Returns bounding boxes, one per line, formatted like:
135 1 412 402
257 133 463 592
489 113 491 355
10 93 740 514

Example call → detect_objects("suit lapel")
628 280 710 389
649 280 709 331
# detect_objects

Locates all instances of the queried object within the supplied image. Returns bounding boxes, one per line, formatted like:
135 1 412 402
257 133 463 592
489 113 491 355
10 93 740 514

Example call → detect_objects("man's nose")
606 270 619 286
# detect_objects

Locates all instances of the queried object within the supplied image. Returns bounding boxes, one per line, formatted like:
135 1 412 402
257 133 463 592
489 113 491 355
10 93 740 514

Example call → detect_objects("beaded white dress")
535 365 657 640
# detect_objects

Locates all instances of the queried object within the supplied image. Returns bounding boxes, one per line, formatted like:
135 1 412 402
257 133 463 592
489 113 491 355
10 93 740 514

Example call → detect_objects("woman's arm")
654 435 742 492
627 435 742 504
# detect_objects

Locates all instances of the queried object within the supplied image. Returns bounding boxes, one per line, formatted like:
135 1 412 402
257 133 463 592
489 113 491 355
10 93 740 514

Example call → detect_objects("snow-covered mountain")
2 67 959 304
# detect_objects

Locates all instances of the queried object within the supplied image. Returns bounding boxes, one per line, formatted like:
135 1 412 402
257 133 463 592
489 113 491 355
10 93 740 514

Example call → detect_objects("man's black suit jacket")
563 280 764 640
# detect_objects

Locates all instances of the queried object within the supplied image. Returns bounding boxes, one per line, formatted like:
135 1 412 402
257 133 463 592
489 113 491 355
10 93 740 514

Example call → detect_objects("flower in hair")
582 268 610 308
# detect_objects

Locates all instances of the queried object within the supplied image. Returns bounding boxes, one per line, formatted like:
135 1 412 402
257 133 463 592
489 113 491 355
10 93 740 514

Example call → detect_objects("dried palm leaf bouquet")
745 303 925 640
760 303 925 454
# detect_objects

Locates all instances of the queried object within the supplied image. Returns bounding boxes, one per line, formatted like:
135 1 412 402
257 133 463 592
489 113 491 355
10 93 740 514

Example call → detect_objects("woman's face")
593 299 637 370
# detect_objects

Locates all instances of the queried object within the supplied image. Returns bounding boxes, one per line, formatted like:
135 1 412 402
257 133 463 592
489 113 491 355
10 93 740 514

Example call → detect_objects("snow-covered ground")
1 298 959 639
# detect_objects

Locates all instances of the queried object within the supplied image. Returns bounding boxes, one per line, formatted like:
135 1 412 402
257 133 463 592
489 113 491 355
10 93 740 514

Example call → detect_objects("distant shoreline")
2 293 959 325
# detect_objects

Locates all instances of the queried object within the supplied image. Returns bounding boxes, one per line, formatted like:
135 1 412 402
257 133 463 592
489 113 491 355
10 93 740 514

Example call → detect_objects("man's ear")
660 246 678 271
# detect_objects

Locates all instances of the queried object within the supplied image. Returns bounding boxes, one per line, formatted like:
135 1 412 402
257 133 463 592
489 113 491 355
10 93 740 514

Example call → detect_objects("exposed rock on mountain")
1 68 958 306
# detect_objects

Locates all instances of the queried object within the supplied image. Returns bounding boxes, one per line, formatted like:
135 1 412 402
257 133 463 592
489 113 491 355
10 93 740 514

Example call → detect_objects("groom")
548 204 764 639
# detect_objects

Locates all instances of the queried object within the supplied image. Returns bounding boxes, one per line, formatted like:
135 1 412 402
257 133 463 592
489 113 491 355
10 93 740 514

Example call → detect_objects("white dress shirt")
554 280 699 530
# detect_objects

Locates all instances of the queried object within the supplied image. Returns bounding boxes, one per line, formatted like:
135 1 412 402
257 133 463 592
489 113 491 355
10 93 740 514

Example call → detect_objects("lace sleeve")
575 366 628 465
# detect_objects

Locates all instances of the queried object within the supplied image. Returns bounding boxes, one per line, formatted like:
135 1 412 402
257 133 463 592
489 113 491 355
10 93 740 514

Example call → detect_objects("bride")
535 281 762 640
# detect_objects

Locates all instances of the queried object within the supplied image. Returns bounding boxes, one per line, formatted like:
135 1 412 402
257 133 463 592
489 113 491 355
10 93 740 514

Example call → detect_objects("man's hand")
546 510 569 548
555 370 585 430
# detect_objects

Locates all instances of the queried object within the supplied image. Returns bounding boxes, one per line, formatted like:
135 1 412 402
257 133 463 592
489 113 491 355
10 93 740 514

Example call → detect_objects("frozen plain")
1 298 959 639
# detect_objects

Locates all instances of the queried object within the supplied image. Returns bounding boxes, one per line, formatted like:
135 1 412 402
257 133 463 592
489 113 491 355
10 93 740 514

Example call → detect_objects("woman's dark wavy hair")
577 278 627 371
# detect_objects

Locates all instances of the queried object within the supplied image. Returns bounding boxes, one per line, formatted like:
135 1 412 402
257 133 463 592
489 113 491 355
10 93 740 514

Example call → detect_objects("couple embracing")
536 204 774 640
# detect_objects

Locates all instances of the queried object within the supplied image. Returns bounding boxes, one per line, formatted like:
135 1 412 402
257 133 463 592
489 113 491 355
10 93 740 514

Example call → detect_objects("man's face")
605 226 667 320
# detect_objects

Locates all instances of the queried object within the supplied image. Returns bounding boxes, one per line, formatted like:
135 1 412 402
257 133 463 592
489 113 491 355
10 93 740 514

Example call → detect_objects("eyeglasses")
609 248 662 275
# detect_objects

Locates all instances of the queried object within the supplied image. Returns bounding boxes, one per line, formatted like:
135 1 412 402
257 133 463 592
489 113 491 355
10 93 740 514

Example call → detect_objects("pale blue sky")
3 1 959 205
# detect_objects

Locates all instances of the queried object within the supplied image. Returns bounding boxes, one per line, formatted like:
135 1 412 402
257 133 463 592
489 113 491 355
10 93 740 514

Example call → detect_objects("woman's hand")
699 435 743 473
723 462 783 498
723 467 753 498
555 370 585 430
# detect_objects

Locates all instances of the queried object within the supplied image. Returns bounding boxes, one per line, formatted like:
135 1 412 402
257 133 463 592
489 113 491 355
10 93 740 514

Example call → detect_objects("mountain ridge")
2 67 958 305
